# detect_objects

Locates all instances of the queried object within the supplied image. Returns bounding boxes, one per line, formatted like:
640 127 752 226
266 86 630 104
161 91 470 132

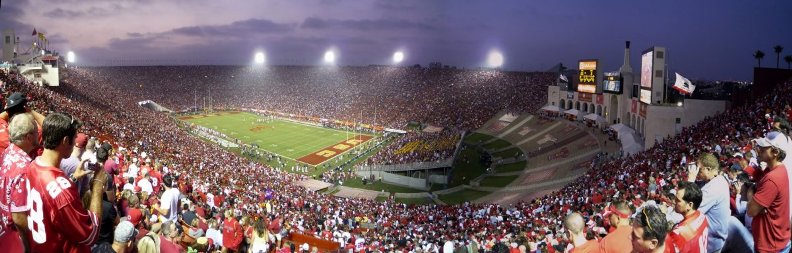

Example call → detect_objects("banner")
672 72 695 95
639 103 647 118
579 93 592 102
631 100 638 113
596 94 604 105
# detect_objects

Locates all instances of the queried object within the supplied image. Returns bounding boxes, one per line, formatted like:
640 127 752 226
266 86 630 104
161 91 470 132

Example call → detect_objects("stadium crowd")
0 65 790 253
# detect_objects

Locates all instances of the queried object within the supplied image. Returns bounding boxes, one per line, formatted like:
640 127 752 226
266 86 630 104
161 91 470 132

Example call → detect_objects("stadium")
1 1 792 253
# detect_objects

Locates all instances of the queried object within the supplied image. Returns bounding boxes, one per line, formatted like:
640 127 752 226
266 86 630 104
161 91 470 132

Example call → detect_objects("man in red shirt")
630 206 671 253
22 112 109 253
0 113 40 252
668 181 709 252
599 201 633 253
563 212 598 253
223 209 244 252
749 132 791 252
0 92 45 153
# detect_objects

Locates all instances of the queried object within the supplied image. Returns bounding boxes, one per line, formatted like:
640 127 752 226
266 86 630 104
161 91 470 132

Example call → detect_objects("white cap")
753 131 789 150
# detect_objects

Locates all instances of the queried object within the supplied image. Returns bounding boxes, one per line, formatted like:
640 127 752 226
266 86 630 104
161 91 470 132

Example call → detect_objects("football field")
178 111 373 166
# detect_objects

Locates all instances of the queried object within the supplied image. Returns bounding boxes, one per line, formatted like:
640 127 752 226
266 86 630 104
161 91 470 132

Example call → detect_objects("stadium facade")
545 41 727 152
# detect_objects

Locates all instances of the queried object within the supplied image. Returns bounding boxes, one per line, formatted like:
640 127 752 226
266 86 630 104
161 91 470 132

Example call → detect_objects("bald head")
564 212 585 234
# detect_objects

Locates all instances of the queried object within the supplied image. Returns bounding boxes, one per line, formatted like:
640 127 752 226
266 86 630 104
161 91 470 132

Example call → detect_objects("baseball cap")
114 221 138 243
75 133 88 149
3 92 26 111
753 131 789 150
128 208 143 226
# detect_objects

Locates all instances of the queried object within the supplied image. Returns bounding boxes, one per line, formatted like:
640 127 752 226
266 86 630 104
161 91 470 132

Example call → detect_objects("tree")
754 50 765 67
785 55 792 69
774 45 784 68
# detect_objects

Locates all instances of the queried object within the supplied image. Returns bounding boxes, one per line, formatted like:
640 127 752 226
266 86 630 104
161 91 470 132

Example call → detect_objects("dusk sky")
2 0 791 80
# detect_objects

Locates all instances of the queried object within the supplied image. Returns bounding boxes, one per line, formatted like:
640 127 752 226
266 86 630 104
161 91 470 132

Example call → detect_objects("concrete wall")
643 99 727 148
355 170 428 190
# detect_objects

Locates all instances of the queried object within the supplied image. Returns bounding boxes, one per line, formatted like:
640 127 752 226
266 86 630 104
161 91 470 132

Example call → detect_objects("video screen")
640 88 652 104
603 73 621 93
641 51 653 88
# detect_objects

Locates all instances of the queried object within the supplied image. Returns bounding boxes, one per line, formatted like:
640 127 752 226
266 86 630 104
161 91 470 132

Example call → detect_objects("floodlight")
67 51 75 63
487 50 504 68
324 50 336 64
254 52 265 64
393 51 404 63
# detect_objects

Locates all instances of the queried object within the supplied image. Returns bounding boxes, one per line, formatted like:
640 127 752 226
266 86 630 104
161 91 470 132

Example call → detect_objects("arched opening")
609 95 618 124
596 105 602 115
567 100 573 110
575 101 580 110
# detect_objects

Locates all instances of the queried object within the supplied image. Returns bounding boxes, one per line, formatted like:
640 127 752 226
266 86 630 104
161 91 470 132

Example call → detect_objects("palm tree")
754 50 765 67
785 55 792 69
774 45 784 68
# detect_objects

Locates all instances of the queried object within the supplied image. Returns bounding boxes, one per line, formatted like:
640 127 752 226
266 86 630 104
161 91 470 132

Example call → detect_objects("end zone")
297 135 373 165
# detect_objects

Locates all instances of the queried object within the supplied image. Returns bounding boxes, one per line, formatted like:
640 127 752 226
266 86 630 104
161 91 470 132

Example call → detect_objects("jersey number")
27 177 72 244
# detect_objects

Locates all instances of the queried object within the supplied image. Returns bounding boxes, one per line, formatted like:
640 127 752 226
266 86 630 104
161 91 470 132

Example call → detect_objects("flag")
559 74 569 83
37 32 45 41
672 72 695 95
32 28 37 36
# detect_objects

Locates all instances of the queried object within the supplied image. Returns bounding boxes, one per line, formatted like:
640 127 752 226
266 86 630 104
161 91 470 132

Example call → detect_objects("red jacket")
222 217 244 250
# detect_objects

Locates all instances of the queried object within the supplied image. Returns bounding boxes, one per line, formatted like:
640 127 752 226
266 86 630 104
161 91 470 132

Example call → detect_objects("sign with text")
577 60 598 94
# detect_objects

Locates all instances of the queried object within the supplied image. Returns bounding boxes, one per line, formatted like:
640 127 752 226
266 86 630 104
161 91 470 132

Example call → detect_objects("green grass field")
183 112 368 160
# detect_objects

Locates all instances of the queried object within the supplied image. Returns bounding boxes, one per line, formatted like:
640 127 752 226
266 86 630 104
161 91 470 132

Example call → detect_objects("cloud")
44 6 121 19
301 18 436 32
170 19 296 37
374 0 418 11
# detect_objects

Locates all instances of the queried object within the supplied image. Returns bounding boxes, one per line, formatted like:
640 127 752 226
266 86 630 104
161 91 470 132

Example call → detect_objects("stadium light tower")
67 51 75 63
393 51 404 64
254 51 266 64
487 50 504 68
324 50 336 64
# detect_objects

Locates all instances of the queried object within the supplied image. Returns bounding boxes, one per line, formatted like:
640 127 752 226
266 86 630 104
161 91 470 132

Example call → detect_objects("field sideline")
179 111 375 166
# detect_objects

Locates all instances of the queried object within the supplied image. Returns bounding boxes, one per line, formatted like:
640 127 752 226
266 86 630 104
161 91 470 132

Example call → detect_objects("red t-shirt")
160 235 184 253
667 211 709 253
24 158 99 253
570 239 599 253
223 217 243 250
752 164 791 252
599 225 633 253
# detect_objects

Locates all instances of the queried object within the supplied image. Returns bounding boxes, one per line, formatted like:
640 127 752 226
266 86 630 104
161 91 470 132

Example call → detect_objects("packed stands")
0 65 790 252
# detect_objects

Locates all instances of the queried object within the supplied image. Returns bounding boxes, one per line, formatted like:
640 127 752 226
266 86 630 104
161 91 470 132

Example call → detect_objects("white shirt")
207 193 215 208
160 187 182 222
206 228 224 247
443 241 454 253
137 178 153 194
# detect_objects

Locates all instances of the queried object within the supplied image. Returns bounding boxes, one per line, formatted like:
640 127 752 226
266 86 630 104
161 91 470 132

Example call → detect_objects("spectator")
668 181 709 252
92 220 138 253
249 219 270 253
600 201 633 253
206 218 224 249
159 220 184 253
154 174 181 222
222 209 244 252
61 133 91 196
0 113 39 252
0 92 45 153
136 232 161 253
687 153 730 253
748 131 791 252
136 171 154 195
22 112 109 252
564 212 598 252
630 205 670 253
